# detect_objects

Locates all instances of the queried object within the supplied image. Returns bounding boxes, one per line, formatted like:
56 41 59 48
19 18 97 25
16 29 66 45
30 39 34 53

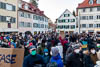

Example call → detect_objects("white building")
77 0 100 33
56 9 76 34
18 0 48 34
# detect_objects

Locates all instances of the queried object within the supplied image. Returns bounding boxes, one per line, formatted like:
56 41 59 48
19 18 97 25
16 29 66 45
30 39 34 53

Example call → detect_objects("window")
38 24 40 28
11 17 16 23
97 15 100 19
33 15 36 20
89 24 93 28
20 12 24 17
70 25 75 29
89 0 93 5
97 0 100 4
86 16 88 20
6 4 15 11
97 24 100 28
64 14 70 17
94 24 97 28
73 19 75 22
33 23 38 28
65 25 69 29
18 2 22 8
19 22 24 27
81 16 86 20
0 16 6 22
27 23 31 27
83 8 85 12
62 19 66 22
24 4 28 10
97 7 100 11
28 14 31 18
89 16 93 20
41 24 44 28
90 8 93 12
82 24 86 28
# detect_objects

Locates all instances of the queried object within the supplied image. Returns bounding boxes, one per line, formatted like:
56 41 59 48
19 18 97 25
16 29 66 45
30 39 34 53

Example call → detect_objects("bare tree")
30 0 38 7
73 10 76 17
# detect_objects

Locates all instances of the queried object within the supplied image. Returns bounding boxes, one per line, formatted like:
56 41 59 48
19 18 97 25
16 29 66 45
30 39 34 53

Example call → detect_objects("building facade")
0 0 18 33
77 0 100 33
56 9 76 34
18 0 48 34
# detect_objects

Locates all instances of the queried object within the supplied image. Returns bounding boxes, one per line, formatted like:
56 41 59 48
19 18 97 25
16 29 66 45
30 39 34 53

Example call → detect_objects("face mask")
45 53 48 56
91 50 96 54
97 44 100 48
31 50 36 56
74 49 80 54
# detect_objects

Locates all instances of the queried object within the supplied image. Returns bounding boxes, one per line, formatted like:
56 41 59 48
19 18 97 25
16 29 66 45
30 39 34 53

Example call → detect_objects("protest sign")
0 48 24 67
97 51 100 60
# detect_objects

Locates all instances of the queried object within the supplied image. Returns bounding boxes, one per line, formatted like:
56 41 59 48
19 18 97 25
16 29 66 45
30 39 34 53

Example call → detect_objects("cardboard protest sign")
97 51 100 60
0 48 24 67
59 31 65 39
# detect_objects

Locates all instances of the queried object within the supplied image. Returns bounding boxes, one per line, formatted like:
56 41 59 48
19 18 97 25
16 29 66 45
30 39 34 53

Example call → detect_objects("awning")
0 28 19 32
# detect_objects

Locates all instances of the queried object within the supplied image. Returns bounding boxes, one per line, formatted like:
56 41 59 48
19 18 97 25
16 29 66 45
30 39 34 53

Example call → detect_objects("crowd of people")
0 32 100 67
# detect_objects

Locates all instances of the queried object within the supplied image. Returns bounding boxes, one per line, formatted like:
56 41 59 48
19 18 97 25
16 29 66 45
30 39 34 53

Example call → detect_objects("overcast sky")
24 0 84 22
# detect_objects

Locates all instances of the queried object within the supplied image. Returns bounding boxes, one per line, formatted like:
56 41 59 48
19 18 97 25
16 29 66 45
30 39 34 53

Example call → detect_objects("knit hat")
51 47 59 56
43 49 48 53
29 46 36 50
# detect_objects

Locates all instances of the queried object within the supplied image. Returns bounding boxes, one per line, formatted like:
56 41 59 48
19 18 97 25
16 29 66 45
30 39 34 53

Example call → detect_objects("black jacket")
83 54 94 67
23 54 45 67
66 52 83 67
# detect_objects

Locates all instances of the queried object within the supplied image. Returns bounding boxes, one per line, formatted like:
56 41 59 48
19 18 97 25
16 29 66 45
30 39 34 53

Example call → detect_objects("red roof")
77 0 100 8
19 0 46 17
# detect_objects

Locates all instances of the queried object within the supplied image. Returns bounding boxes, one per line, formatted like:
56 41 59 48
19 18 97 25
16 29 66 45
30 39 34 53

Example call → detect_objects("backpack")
47 62 57 67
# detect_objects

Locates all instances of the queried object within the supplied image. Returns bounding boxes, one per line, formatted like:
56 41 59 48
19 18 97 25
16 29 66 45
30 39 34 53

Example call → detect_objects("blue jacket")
50 54 63 67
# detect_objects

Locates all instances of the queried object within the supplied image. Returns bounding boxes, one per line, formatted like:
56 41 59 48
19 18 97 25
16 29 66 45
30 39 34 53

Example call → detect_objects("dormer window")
18 1 22 8
97 0 100 4
89 0 93 5
24 4 29 10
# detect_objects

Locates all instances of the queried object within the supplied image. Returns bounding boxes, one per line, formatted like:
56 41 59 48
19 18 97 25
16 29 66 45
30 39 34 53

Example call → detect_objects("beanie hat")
51 47 59 56
29 46 36 50
43 49 48 53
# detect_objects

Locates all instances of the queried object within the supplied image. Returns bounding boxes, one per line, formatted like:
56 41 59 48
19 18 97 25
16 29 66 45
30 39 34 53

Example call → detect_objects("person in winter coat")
83 49 94 67
37 39 46 55
42 49 50 65
23 46 45 67
90 47 98 65
50 47 63 67
65 45 83 67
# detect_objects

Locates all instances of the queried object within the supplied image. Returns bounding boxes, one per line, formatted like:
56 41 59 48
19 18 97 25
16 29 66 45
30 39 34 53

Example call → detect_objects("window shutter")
68 14 70 17
68 19 70 22
73 19 75 22
3 3 6 9
0 2 1 8
0 16 1 22
12 6 16 11
1 2 3 9
2 16 6 22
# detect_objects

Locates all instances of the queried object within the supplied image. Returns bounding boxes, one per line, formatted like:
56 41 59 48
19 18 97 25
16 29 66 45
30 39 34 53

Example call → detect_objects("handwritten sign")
0 48 24 67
